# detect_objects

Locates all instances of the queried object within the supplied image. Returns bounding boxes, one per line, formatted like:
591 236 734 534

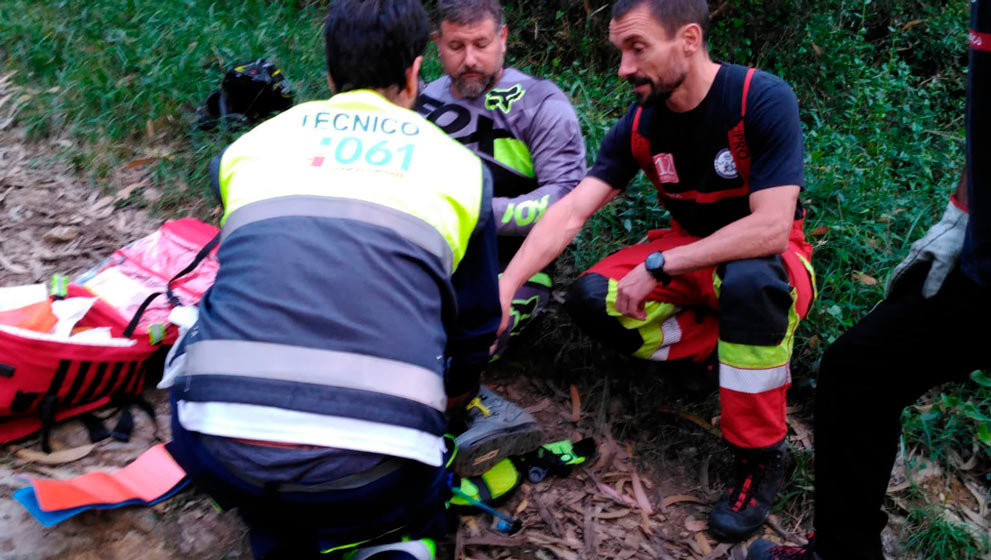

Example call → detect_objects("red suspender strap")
630 107 663 192
727 68 756 189
741 67 756 117
972 30 991 52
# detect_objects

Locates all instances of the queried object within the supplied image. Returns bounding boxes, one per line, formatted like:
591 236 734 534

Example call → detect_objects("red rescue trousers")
565 220 815 449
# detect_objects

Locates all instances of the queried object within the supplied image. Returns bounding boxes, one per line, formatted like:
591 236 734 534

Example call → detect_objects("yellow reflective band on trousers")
797 253 818 302
217 89 483 272
714 269 802 370
605 278 678 359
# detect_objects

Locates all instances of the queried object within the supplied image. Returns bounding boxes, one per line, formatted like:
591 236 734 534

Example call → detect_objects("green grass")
906 506 988 560
902 375 991 462
0 0 331 207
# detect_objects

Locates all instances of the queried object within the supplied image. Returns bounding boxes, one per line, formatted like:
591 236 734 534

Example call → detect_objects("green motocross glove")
887 201 968 299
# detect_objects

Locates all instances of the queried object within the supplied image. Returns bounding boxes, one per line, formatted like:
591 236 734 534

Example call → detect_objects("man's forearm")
500 176 619 298
500 200 584 297
663 187 799 275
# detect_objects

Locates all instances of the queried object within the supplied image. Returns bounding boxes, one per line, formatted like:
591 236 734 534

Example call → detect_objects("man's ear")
679 23 703 55
327 73 337 94
498 24 508 49
399 55 424 107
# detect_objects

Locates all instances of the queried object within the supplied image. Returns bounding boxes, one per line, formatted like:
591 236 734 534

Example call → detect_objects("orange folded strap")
32 443 187 512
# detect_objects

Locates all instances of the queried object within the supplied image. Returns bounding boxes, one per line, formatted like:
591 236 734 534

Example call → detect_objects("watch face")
645 252 664 272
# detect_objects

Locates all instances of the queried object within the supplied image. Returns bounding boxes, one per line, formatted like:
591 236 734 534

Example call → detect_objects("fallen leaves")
0 130 156 287
42 226 80 243
125 157 158 169
658 406 722 438
458 381 724 560
525 398 553 414
786 415 813 451
684 517 708 532
569 384 582 423
596 480 639 509
694 532 712 555
15 443 96 465
663 494 706 508
902 19 923 31
141 186 162 203
701 543 733 560
631 471 655 515
114 181 145 202
852 272 878 286
0 245 28 274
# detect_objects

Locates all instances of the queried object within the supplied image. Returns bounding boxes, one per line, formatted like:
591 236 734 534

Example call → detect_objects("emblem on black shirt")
714 148 739 179
653 153 680 184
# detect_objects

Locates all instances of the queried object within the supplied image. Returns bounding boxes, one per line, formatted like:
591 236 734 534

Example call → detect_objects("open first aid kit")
0 219 219 451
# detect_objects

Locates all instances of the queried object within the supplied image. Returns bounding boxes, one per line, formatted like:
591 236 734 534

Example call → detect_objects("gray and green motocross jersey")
416 67 586 240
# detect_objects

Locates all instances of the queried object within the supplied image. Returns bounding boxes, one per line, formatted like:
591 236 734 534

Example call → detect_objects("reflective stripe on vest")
183 339 447 413
217 90 483 273
221 195 454 273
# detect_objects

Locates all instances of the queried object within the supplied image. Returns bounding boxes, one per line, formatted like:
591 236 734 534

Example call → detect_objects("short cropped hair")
436 0 504 29
612 0 710 44
324 0 429 93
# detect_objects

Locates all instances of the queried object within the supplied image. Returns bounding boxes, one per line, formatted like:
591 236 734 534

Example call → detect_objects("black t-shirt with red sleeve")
588 64 805 238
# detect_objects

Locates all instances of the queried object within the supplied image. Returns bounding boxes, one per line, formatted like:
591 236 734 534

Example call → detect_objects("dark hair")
436 0 504 29
324 0 429 93
612 0 709 44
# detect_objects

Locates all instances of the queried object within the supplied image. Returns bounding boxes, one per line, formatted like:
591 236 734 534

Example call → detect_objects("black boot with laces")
708 440 790 541
746 534 822 560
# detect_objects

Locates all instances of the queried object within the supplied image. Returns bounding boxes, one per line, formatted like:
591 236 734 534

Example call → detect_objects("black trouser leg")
814 266 991 560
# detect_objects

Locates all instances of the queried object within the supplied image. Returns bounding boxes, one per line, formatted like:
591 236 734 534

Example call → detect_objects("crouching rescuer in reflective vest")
497 0 815 543
165 1 501 558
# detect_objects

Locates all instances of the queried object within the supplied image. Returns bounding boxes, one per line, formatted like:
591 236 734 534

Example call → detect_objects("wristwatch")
644 251 672 285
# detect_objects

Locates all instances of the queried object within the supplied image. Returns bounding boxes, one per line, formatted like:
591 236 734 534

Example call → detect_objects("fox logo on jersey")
485 85 526 114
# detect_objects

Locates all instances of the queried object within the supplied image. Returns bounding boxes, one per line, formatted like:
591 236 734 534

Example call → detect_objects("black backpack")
197 59 294 130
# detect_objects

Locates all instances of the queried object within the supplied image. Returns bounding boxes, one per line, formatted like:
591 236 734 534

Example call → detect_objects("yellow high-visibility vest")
217 89 484 273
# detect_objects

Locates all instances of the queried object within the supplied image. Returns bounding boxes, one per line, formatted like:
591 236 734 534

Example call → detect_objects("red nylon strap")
951 192 970 213
631 107 664 193
741 67 756 117
727 67 756 189
664 185 750 203
972 30 991 52
631 106 644 158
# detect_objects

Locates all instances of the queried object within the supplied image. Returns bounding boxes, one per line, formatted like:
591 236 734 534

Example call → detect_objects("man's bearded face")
437 17 508 99
626 70 686 106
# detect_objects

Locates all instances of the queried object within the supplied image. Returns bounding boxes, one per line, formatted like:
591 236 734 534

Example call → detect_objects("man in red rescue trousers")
747 1 991 558
497 0 815 542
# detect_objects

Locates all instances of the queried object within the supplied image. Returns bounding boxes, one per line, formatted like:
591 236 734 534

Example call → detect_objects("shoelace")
767 534 816 560
466 397 492 417
769 545 808 560
729 457 768 512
